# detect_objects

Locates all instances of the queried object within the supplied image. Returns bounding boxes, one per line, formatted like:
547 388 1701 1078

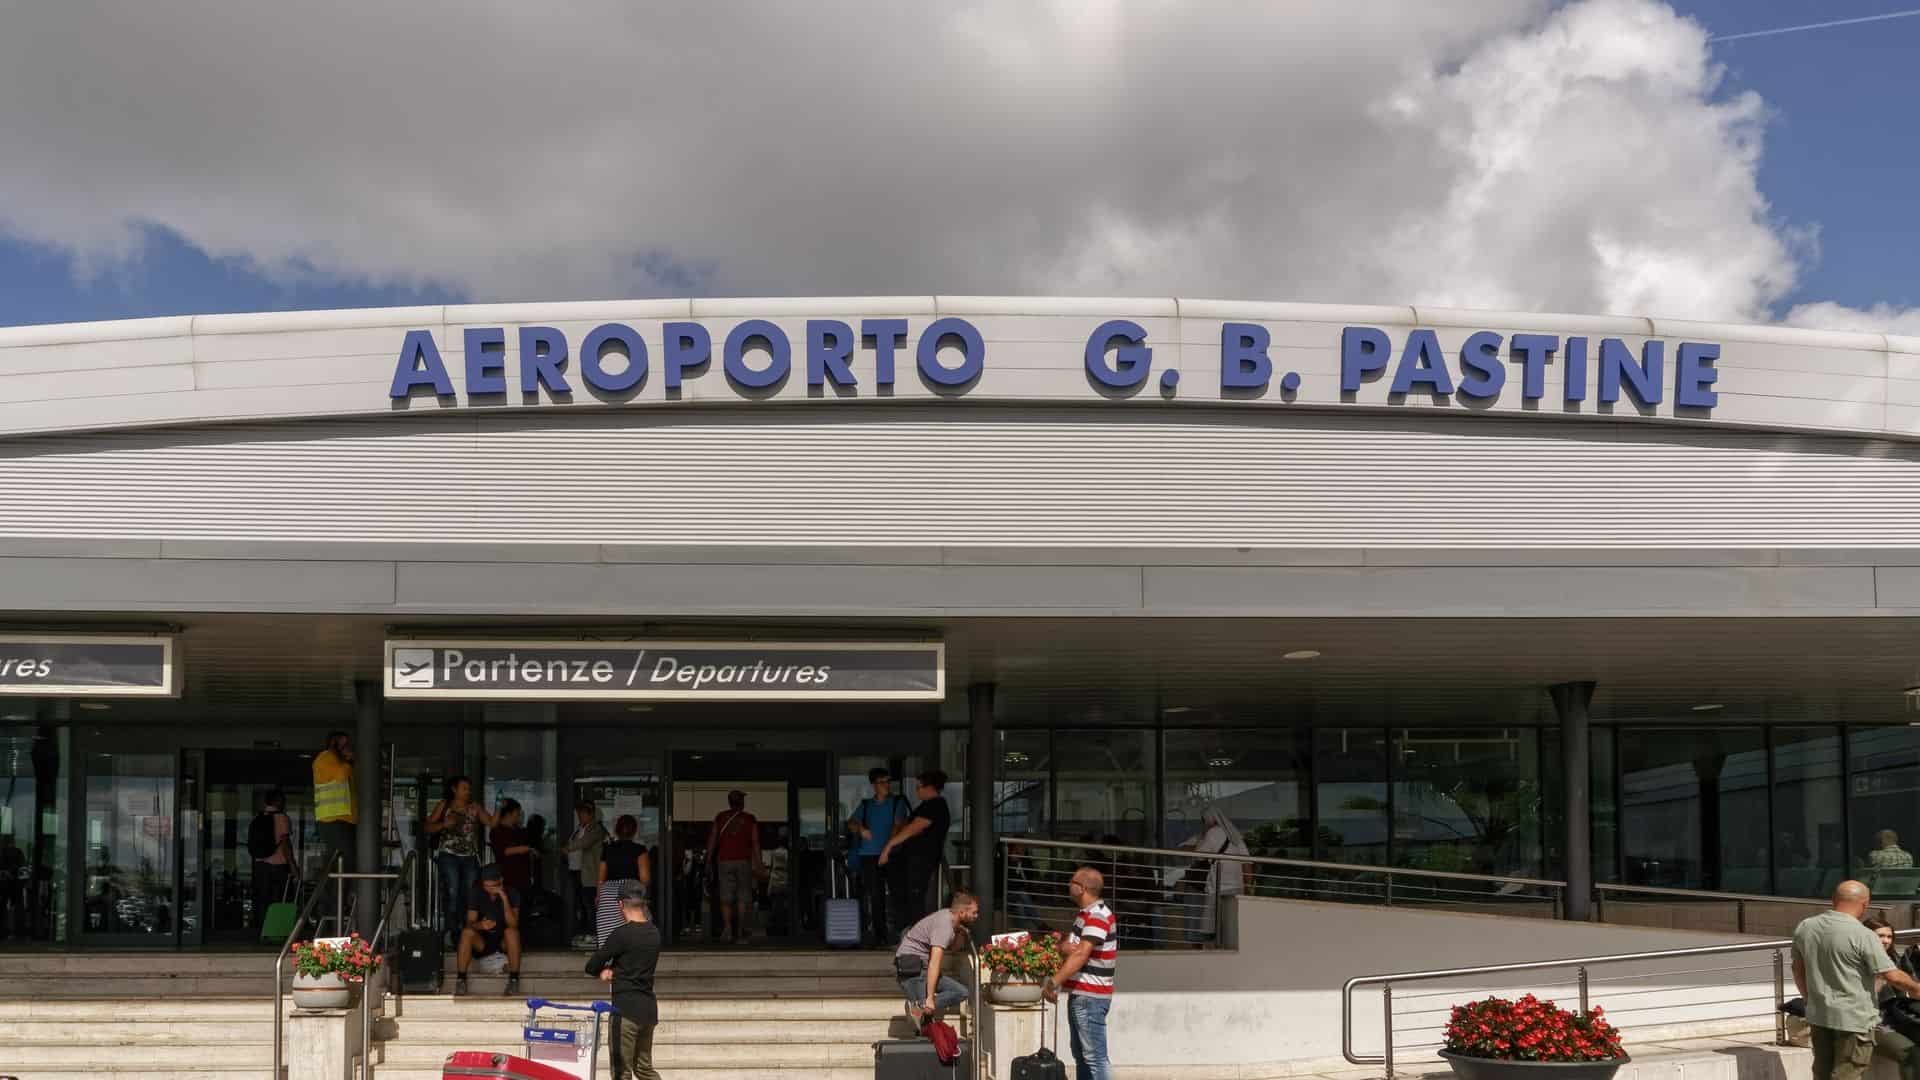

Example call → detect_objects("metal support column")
354 679 383 934
1550 681 1596 922
968 682 996 944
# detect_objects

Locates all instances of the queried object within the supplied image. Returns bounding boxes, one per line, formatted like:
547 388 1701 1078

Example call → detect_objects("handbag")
259 875 300 944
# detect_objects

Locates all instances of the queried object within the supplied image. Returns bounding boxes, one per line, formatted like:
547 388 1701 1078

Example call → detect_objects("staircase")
0 949 924 1080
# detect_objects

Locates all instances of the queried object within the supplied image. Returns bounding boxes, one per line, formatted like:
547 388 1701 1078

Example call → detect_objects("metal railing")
273 852 343 1080
997 837 1566 948
358 849 420 1080
1594 882 1909 936
272 854 416 1080
1342 927 1920 1079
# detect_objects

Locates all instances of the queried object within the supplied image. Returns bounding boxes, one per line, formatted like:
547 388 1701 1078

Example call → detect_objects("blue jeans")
435 852 480 935
899 973 970 1013
1068 993 1112 1080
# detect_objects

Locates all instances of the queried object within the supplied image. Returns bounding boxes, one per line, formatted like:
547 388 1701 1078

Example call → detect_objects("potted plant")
290 934 383 1010
1440 994 1627 1080
978 932 1065 1006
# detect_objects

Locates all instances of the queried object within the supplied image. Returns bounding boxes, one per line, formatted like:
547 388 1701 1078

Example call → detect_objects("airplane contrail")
1711 6 1920 42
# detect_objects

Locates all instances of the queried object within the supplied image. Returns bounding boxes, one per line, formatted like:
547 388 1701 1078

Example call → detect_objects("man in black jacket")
586 882 662 1080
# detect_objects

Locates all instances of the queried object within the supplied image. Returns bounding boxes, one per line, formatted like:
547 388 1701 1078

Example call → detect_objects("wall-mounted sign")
390 319 1723 411
383 640 944 701
0 635 179 697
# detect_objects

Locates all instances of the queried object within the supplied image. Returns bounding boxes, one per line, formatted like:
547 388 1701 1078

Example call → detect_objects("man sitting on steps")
454 865 523 997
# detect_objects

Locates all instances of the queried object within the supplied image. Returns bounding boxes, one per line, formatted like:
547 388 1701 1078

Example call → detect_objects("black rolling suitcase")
394 926 443 993
873 1036 972 1079
1011 1001 1069 1080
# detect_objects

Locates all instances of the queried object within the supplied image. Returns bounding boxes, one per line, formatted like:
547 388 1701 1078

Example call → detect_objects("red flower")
1442 995 1623 1064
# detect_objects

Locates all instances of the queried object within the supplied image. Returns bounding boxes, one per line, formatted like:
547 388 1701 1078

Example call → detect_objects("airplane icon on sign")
392 649 435 688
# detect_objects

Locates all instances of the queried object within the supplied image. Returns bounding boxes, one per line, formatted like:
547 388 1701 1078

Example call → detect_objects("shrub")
1444 994 1624 1062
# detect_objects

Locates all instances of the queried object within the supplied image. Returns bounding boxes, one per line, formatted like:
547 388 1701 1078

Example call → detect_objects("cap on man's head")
479 865 503 882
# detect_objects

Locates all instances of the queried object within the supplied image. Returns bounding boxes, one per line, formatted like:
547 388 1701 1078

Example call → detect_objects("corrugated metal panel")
1 405 1918 547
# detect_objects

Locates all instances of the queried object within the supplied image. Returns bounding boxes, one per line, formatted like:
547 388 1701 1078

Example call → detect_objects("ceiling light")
1282 650 1321 661
1207 755 1236 769
1162 706 1194 715
77 702 110 711
1691 703 1725 713
1003 751 1030 767
627 704 653 713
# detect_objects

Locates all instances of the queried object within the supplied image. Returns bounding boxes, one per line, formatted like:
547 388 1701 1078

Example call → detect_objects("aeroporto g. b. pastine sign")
390 318 1724 411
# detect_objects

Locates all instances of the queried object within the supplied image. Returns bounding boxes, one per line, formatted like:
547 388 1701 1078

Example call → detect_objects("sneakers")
504 974 521 997
452 974 468 997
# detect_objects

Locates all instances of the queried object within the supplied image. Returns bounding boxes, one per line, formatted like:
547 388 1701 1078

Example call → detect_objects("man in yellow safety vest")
312 731 356 880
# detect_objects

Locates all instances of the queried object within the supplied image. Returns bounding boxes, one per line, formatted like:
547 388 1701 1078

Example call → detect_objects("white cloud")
1784 302 1920 336
0 0 1887 326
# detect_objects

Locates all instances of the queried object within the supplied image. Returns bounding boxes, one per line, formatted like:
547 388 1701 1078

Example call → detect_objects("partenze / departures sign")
383 640 944 702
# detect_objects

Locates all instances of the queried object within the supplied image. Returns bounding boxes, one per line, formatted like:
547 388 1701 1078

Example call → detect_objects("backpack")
247 812 280 860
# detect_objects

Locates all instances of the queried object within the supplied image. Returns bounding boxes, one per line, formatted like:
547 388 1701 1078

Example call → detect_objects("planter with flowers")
979 932 1065 1006
1440 994 1628 1080
290 935 383 1010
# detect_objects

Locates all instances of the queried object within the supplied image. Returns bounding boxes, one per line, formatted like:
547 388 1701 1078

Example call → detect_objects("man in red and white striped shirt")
1045 866 1115 1080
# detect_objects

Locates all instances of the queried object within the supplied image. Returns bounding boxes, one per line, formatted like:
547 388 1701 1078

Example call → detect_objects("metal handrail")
273 851 343 1080
1003 836 1568 890
358 849 420 1080
1341 925 1920 1079
1593 883 1905 934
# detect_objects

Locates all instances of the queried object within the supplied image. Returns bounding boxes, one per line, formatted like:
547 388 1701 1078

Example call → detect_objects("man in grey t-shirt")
894 891 979 1026
1793 880 1920 1080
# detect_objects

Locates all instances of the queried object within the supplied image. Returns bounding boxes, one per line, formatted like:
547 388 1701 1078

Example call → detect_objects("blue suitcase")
824 859 861 948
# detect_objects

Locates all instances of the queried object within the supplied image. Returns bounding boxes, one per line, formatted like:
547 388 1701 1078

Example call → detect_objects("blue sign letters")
390 319 1723 414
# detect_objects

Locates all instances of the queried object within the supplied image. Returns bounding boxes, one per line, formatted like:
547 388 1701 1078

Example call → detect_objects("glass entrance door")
200 749 315 943
79 750 185 945
667 750 831 946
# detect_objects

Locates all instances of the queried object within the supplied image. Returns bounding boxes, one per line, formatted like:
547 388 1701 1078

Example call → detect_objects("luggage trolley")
442 999 612 1080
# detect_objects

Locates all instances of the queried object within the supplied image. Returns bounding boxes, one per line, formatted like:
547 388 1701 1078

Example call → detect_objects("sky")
0 0 1914 332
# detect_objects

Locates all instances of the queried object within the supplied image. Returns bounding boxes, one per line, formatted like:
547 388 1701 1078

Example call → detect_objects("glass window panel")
482 728 559 891
0 721 65 945
1618 728 1765 891
1849 727 1920 892
1315 728 1388 865
1591 728 1619 885
993 731 1051 840
1162 729 1309 859
1054 730 1154 848
1391 728 1543 878
1772 727 1842 897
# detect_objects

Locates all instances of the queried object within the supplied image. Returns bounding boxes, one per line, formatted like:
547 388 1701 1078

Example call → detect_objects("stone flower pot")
985 974 1047 1006
1439 1050 1629 1080
291 970 357 1010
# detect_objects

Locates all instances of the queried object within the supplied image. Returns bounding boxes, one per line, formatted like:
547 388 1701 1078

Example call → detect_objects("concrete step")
373 1068 874 1080
0 998 275 1020
395 994 905 1021
3 1060 268 1068
0 948 893 976
383 1016 915 1043
379 1039 878 1067
0 1021 278 1043
0 1042 274 1067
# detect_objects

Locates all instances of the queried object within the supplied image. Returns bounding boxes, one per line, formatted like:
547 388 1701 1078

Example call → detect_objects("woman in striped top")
1046 866 1116 1080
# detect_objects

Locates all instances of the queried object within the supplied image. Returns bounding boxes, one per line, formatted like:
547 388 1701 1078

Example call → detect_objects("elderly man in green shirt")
1794 880 1920 1080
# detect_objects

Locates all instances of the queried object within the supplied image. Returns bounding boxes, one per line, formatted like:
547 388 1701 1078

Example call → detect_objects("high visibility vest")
313 751 356 823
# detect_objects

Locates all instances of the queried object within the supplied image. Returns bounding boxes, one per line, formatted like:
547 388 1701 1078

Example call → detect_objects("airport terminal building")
2 295 1919 951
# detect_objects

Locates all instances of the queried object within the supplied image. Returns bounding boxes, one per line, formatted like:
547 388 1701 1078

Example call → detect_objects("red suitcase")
441 1051 579 1080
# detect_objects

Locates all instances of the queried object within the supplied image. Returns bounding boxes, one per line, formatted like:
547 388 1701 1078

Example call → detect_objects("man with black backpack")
248 789 297 932
847 767 910 946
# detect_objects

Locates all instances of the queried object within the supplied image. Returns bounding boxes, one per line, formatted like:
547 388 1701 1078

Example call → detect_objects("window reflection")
1314 728 1388 865
1619 728 1765 891
1162 729 1309 859
1391 728 1542 878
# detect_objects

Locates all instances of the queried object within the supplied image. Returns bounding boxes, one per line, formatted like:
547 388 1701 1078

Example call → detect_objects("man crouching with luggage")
454 865 523 996
588 882 662 1080
895 890 978 1027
